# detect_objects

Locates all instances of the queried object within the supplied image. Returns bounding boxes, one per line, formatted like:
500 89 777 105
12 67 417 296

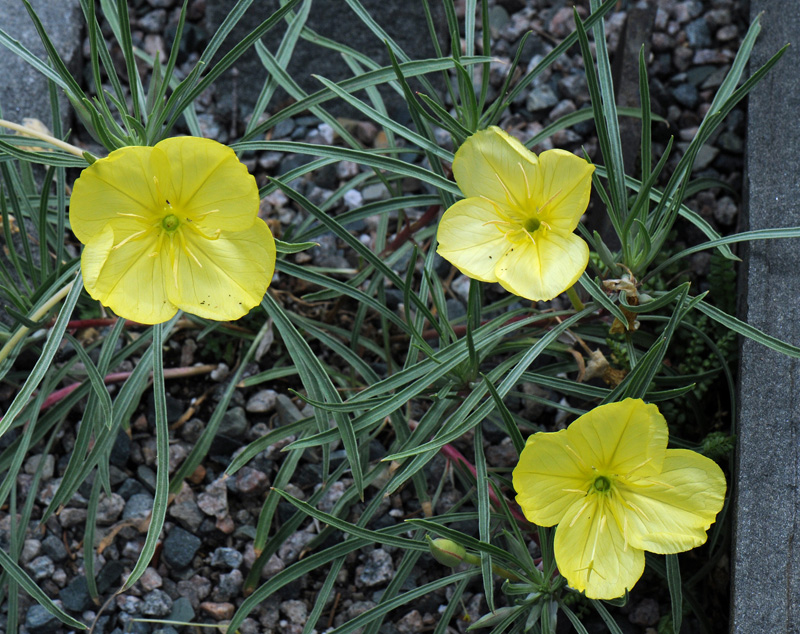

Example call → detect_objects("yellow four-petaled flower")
437 126 595 301
69 136 276 324
513 398 726 599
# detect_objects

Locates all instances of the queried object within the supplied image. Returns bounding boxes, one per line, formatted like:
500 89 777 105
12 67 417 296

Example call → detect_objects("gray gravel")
1 0 746 632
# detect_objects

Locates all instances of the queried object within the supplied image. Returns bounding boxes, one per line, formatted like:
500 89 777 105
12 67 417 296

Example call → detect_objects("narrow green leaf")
273 489 426 551
262 294 365 496
63 333 113 425
666 553 683 634
482 374 524 455
695 299 800 358
590 600 624 634
0 271 80 437
474 424 494 611
163 0 303 133
578 273 629 325
241 56 490 143
120 322 172 591
312 74 453 161
0 548 86 629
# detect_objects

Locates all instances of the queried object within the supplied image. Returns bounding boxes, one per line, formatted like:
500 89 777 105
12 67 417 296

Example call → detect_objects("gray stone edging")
732 1 800 631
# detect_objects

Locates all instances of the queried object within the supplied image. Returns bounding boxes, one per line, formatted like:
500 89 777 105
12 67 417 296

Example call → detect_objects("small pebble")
210 363 230 381
245 389 278 413
235 466 269 495
123 493 154 522
141 589 173 617
358 549 394 587
281 599 308 625
27 556 55 581
211 569 243 602
262 552 286 578
96 492 125 525
197 477 229 518
200 601 235 620
210 547 244 570
162 527 202 571
140 567 163 592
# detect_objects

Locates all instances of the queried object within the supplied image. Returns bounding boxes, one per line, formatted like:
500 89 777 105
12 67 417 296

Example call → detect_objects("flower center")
592 476 611 493
524 217 541 233
161 214 180 232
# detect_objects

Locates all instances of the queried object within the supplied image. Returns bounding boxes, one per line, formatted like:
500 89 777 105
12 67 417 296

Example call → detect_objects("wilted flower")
512 398 726 599
69 136 275 324
436 126 594 301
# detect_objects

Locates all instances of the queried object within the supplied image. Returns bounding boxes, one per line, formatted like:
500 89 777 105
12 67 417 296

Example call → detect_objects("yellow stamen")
521 227 536 244
568 500 590 528
625 499 650 522
178 230 203 268
112 230 147 250
172 254 179 287
625 457 653 478
518 162 531 199
149 230 166 258
536 189 562 215
589 513 607 562
493 171 522 209
623 513 629 552
565 444 590 470
642 478 676 490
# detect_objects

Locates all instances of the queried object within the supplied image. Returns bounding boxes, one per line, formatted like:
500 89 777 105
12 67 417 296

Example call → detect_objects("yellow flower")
69 137 276 324
512 399 726 599
436 126 594 301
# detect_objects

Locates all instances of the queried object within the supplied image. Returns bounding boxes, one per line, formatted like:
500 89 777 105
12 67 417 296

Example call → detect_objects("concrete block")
732 2 800 632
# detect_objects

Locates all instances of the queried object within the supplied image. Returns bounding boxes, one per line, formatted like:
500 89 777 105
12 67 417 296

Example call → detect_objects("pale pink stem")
35 364 217 412
439 442 530 525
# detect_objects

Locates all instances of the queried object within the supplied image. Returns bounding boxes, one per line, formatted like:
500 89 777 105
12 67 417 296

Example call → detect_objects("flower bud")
427 537 468 567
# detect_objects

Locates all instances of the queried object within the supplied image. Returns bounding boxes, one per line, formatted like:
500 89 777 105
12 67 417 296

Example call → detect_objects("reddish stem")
439 442 530 526
381 203 441 256
36 364 218 412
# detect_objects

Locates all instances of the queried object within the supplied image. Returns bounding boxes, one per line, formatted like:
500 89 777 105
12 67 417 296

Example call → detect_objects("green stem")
462 552 521 582
566 284 585 311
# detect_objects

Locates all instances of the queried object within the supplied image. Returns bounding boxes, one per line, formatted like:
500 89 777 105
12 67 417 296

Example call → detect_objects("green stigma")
524 216 541 233
593 476 611 493
161 214 180 232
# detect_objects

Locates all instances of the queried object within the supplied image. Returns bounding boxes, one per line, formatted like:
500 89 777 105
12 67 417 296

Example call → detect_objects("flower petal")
70 145 162 243
555 494 645 600
156 137 259 232
494 230 589 301
534 149 595 233
566 399 668 477
168 218 276 321
452 126 539 209
436 197 512 283
620 449 726 554
513 429 592 527
81 225 177 324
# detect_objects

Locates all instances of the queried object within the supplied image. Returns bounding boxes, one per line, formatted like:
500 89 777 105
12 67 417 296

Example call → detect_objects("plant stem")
0 281 74 365
0 118 88 158
566 285 585 311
